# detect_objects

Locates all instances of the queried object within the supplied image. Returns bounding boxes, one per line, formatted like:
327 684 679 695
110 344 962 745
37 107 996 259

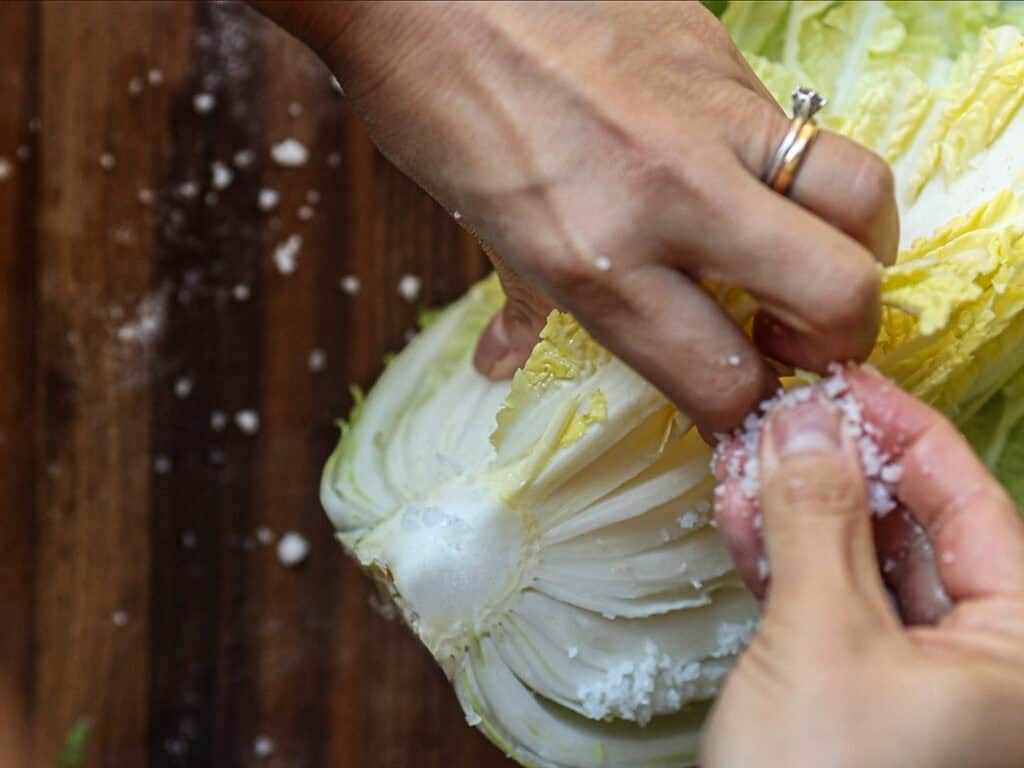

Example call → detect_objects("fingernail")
770 399 841 456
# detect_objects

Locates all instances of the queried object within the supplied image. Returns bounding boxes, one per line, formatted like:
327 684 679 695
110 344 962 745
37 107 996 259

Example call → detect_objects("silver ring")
762 87 827 196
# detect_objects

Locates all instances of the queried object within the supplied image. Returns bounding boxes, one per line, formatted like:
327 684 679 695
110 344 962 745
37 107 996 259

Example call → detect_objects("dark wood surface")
0 3 506 766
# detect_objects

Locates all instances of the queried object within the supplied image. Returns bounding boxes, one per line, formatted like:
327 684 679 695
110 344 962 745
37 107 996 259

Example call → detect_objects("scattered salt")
273 234 302 275
178 180 199 199
340 275 361 296
210 411 227 431
211 161 233 190
154 455 173 475
0 158 11 180
137 188 155 205
452 210 462 220
233 149 254 168
567 646 579 659
726 354 741 367
235 409 260 434
257 188 279 212
277 532 310 567
147 68 164 86
173 376 193 399
270 138 308 167
252 736 274 759
594 256 612 271
308 348 326 372
112 610 129 627
398 274 422 302
255 527 274 546
192 92 216 114
232 283 250 302
297 205 314 221
99 152 116 171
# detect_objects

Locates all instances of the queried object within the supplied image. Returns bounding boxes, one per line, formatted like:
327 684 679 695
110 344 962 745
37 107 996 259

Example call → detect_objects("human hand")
703 368 1024 767
254 1 898 433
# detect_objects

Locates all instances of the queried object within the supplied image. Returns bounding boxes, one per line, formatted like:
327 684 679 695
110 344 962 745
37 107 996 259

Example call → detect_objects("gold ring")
763 87 826 196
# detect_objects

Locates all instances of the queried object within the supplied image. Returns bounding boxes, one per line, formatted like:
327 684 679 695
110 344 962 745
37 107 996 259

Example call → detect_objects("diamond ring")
762 87 827 196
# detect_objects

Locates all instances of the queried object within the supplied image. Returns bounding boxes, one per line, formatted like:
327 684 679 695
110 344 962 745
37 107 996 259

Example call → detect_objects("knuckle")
824 262 882 356
695 364 769 433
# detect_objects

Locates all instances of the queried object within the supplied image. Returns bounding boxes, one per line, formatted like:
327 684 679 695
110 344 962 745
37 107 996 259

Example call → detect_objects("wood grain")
0 2 504 765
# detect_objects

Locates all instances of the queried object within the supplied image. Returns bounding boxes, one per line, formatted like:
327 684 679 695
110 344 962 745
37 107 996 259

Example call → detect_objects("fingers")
757 398 895 627
656 153 883 373
846 368 1024 600
564 262 777 435
874 508 953 626
729 91 900 268
473 242 553 380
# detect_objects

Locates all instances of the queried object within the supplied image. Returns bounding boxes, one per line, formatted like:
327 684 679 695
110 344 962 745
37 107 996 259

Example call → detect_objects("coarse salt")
308 348 326 372
726 354 741 367
253 736 274 759
273 234 302 275
594 256 612 271
174 376 193 399
235 409 260 434
233 149 254 168
137 187 155 205
270 138 308 167
99 152 116 171
398 274 422 302
154 455 173 475
232 283 250 302
178 180 199 199
211 161 233 190
297 205 314 221
255 527 274 545
257 188 279 212
112 610 129 627
147 68 164 86
340 275 361 295
277 532 310 567
193 92 216 114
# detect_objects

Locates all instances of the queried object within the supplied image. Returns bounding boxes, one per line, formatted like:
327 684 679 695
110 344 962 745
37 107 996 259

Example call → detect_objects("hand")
254 1 898 434
704 368 1024 768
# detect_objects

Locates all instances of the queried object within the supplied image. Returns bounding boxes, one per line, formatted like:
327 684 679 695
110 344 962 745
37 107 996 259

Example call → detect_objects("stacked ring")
762 86 827 197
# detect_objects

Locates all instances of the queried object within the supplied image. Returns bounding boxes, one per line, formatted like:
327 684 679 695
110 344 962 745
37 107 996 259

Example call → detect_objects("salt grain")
270 138 308 167
255 527 274 545
174 376 193 399
181 530 197 549
308 348 326 372
211 161 233 190
0 158 10 180
305 189 320 205
340 275 361 296
940 550 955 564
210 411 227 431
277 532 310 567
193 92 216 114
235 409 260 434
112 610 129 627
726 354 741 367
232 283 250 302
128 77 144 95
297 205 314 221
154 455 173 475
273 234 302 275
137 187 155 205
594 256 612 271
253 736 275 759
257 188 279 212
147 68 164 86
398 274 422 302
233 149 254 168
178 180 199 199
567 646 579 659
287 101 303 117
453 210 462 220
99 152 116 171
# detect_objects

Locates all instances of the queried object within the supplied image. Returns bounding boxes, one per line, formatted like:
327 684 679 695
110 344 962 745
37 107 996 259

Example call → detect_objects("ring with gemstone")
762 86 827 196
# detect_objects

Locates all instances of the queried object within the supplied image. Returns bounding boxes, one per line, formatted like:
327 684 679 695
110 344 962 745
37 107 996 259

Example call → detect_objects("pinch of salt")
273 234 302 275
277 532 310 567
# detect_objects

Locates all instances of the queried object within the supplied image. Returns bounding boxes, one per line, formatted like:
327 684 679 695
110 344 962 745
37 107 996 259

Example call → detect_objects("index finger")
847 368 1024 600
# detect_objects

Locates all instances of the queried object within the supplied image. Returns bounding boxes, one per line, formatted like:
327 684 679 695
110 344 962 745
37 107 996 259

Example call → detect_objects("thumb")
473 243 553 380
759 398 895 628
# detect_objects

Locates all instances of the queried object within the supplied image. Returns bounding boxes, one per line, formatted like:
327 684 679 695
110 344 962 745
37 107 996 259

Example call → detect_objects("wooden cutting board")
0 2 508 765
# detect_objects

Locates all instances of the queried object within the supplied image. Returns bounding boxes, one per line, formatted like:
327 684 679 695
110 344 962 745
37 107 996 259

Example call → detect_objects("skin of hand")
253 1 899 434
704 368 1024 768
